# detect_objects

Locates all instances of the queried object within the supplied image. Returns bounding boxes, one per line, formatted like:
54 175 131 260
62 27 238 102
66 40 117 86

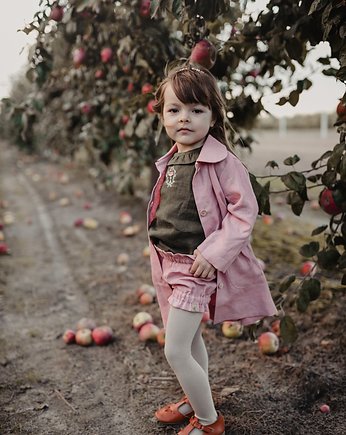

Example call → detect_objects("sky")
0 0 344 118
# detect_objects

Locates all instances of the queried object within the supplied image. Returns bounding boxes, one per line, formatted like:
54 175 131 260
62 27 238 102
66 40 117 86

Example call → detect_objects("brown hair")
153 63 231 149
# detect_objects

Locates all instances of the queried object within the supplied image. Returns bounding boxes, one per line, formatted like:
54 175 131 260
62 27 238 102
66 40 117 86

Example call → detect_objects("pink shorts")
155 246 217 314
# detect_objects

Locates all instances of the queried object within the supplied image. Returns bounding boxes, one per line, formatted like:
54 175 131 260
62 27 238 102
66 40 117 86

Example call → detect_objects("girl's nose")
179 112 190 122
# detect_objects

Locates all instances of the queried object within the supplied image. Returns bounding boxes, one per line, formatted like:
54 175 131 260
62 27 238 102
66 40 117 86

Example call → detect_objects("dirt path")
1 139 345 435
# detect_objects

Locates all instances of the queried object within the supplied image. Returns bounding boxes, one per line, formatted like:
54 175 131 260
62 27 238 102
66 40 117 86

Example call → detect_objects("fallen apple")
75 328 93 346
92 326 113 345
119 211 132 224
117 252 129 265
221 321 243 338
137 284 156 298
74 218 84 227
270 319 281 337
139 292 154 305
83 218 99 229
63 329 76 344
0 243 10 255
59 197 70 207
319 404 330 413
139 323 160 342
76 317 97 331
123 224 140 236
258 331 279 355
133 312 153 331
0 231 4 241
142 245 150 257
157 328 166 346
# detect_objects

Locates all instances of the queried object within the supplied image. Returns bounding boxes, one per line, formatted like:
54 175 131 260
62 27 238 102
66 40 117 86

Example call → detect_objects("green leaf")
265 160 279 169
287 191 305 216
283 155 300 166
299 241 320 258
280 315 298 344
301 278 321 301
289 90 300 107
317 249 341 270
311 225 328 236
297 287 310 312
278 274 296 293
308 0 329 15
281 172 308 199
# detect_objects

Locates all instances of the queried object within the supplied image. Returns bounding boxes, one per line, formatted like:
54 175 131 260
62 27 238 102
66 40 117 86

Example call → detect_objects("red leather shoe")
178 412 225 434
155 396 194 424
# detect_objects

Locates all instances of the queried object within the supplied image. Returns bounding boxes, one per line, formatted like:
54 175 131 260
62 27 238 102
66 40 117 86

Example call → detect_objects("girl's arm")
197 155 258 273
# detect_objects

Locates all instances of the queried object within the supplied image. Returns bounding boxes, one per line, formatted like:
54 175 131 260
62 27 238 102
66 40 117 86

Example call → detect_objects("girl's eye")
193 109 203 113
167 108 178 113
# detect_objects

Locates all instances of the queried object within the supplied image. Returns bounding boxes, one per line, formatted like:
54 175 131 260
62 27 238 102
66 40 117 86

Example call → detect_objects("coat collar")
155 134 227 172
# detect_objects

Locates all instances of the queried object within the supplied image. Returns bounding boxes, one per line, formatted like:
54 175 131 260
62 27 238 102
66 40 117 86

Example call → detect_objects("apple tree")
0 0 345 342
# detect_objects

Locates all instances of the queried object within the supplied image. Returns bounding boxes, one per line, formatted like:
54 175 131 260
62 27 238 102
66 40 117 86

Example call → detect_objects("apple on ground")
123 224 140 236
119 210 132 224
270 319 281 336
136 284 156 298
76 317 97 331
133 312 153 331
117 252 129 265
75 328 93 346
258 331 279 355
190 39 216 70
63 329 76 344
92 326 113 345
74 218 84 227
262 214 274 225
139 323 160 342
0 243 10 255
157 328 165 346
142 245 150 257
83 218 99 229
319 404 330 413
139 292 154 305
299 260 316 277
222 321 243 338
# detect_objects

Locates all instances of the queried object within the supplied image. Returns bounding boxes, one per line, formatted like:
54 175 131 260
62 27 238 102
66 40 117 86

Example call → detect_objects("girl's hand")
190 249 216 279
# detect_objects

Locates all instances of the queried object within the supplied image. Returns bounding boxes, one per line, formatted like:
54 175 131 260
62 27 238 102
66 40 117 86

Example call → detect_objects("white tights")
165 306 218 432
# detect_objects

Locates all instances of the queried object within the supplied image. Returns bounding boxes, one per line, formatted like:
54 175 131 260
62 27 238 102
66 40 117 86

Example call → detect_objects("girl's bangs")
171 74 210 107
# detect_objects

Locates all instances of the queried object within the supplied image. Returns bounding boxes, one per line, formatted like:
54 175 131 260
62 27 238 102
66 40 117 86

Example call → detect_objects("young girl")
147 64 277 435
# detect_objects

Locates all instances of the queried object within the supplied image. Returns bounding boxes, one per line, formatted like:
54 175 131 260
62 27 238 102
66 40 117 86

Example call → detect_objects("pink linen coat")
148 134 277 326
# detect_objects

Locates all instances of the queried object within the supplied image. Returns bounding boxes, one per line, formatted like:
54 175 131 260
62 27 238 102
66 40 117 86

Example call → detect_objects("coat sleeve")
197 155 259 273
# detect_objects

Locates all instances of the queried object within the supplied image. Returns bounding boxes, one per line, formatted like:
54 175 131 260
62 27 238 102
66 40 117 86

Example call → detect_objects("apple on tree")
50 5 64 22
101 47 113 63
139 0 151 18
190 40 217 70
73 48 86 68
319 187 342 215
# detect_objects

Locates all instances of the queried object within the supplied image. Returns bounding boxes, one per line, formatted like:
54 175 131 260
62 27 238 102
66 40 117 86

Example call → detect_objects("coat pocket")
227 245 264 288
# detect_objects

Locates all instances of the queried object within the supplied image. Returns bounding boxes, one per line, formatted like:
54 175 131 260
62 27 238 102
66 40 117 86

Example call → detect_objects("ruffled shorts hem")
168 291 211 314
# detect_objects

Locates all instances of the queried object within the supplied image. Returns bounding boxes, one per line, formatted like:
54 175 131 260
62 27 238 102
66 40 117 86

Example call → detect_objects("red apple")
50 6 64 22
119 129 126 140
121 115 129 125
139 292 154 305
0 243 10 255
139 0 151 17
127 82 134 92
75 328 93 346
141 83 153 94
190 40 216 70
221 321 243 338
63 329 76 344
133 312 153 331
319 404 330 413
95 69 105 79
157 328 165 346
73 47 86 67
137 284 156 298
101 47 112 63
142 245 150 257
336 100 346 117
147 99 156 114
92 326 113 345
83 202 92 210
270 319 281 337
139 323 160 341
262 214 274 225
119 210 132 224
76 317 97 331
81 103 91 114
74 218 84 227
258 331 279 355
299 260 316 277
319 188 342 215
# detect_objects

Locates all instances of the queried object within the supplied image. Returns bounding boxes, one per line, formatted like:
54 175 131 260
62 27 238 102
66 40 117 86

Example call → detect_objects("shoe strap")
190 416 213 433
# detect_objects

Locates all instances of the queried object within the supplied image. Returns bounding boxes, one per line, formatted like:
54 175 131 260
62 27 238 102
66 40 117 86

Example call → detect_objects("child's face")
162 83 214 152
